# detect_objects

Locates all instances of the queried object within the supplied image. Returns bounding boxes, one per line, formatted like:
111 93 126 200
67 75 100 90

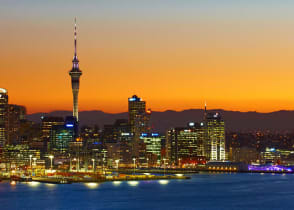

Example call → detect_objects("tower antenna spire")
74 17 77 58
204 100 207 121
69 17 82 122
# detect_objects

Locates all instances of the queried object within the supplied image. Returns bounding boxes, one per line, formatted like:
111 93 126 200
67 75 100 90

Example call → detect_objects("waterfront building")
140 133 163 165
166 122 205 166
205 112 226 161
228 146 260 164
2 144 40 167
0 88 8 147
261 147 281 164
69 19 82 121
205 161 248 172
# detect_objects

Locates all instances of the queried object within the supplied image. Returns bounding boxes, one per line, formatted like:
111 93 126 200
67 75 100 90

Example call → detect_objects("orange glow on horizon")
2 4 294 114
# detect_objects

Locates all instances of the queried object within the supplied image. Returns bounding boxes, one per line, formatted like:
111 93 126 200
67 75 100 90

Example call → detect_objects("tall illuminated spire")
74 17 77 58
204 101 207 121
69 18 82 121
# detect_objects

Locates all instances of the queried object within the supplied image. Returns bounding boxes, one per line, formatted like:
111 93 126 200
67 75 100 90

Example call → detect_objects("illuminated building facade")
7 104 26 145
167 122 205 165
0 88 8 147
2 144 40 166
128 95 151 163
50 118 77 155
140 133 163 165
261 147 281 164
41 116 64 151
103 119 133 165
128 95 151 134
205 112 226 161
69 19 82 121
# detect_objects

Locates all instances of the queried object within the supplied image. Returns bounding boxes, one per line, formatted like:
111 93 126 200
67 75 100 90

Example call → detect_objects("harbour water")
0 172 293 210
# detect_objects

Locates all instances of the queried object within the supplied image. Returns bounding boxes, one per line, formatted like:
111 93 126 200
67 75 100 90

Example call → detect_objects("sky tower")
69 18 82 121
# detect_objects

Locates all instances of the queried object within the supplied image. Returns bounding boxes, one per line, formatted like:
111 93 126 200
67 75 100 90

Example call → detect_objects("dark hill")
27 109 294 133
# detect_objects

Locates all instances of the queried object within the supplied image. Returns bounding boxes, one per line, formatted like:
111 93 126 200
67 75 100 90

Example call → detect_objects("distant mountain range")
26 109 294 133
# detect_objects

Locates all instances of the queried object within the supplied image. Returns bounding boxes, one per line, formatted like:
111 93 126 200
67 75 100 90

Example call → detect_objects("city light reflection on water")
45 183 56 188
85 183 99 189
113 181 122 186
28 181 40 187
127 181 139 187
2 174 294 210
158 180 169 185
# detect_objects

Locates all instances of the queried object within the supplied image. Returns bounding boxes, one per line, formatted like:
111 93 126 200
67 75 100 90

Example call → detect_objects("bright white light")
143 173 150 175
175 174 183 177
113 181 122 186
85 183 99 189
10 181 16 185
128 181 139 187
0 88 7 94
28 181 40 187
158 180 169 185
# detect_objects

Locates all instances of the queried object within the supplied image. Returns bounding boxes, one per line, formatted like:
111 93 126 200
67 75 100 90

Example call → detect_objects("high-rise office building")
140 133 163 165
205 112 226 161
69 19 82 121
0 88 8 147
7 104 26 145
128 95 151 163
41 116 64 151
166 122 205 165
50 122 75 155
128 95 151 134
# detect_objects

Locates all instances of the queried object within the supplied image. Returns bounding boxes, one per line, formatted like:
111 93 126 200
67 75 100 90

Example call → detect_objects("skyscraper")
7 104 26 145
128 95 150 134
205 112 226 161
69 19 82 121
0 88 8 147
166 122 205 165
128 95 151 163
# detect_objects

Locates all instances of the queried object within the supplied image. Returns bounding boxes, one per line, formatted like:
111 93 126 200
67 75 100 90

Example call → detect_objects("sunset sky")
1 0 294 114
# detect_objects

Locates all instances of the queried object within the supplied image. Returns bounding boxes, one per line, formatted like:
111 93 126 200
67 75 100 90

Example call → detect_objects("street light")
29 155 32 169
49 155 54 170
146 158 149 168
92 159 95 172
133 158 136 174
163 158 166 176
33 157 37 176
33 157 37 165
73 158 77 171
115 159 119 175
178 158 181 168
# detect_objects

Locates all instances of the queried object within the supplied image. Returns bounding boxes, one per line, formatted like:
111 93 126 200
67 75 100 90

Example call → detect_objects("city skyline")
2 1 294 114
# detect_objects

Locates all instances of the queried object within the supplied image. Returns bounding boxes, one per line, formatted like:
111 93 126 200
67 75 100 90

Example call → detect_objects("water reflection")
85 183 99 189
113 181 122 186
28 181 40 187
128 181 139 187
158 180 169 185
45 183 56 188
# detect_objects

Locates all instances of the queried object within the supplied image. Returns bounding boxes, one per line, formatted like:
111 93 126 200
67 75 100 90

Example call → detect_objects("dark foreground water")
0 172 294 210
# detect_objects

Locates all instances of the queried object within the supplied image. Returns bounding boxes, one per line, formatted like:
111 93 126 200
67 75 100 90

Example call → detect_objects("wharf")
32 174 190 184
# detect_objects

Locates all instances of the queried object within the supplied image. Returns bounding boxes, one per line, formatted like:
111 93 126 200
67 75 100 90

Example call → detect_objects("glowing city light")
85 183 99 189
113 181 122 186
128 181 139 187
28 181 40 187
158 180 169 185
